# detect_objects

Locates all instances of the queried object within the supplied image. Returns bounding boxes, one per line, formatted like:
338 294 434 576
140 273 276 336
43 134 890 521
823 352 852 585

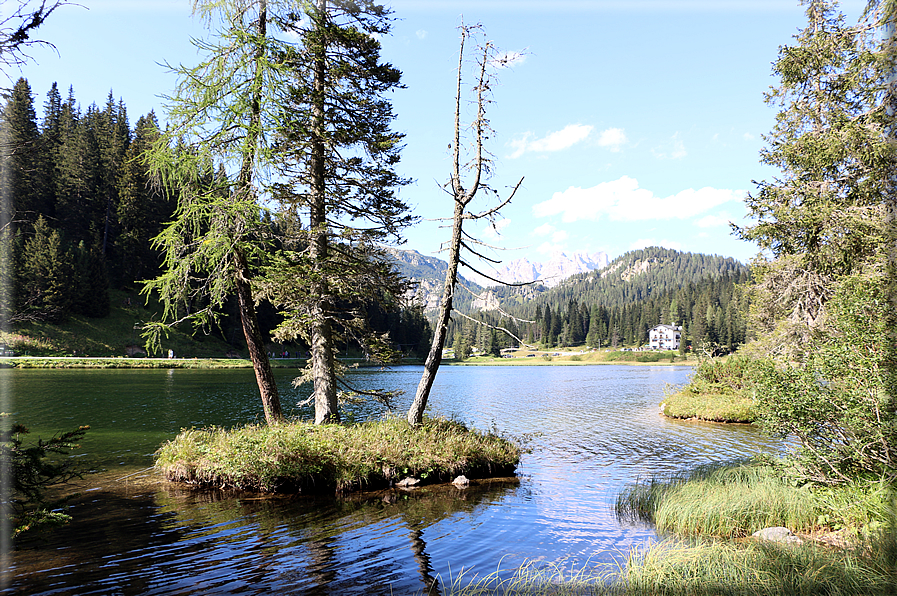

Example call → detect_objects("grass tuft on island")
155 416 521 493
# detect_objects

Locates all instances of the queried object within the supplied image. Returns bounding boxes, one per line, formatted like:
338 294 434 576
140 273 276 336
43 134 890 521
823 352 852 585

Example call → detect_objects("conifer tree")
71 240 109 318
735 0 895 357
0 78 50 231
257 0 413 424
115 112 169 286
19 216 73 322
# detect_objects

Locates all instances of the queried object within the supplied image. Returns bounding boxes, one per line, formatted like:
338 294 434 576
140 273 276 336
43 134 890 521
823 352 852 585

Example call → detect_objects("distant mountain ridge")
383 248 483 313
482 251 609 288
386 246 748 319
490 246 750 318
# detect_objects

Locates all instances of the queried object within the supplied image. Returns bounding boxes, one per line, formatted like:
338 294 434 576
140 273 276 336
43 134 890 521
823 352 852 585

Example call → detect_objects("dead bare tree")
407 23 523 426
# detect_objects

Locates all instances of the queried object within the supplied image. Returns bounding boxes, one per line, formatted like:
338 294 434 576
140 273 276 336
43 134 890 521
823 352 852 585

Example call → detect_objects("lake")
2 364 782 595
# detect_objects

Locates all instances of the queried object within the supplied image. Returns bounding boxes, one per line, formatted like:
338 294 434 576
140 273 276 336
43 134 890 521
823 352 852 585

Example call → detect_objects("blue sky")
13 0 871 269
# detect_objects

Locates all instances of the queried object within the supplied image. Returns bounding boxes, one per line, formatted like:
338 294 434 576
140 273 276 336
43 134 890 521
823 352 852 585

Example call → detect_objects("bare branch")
456 284 536 324
466 176 524 220
0 1 80 74
459 259 537 287
459 239 501 264
451 309 537 349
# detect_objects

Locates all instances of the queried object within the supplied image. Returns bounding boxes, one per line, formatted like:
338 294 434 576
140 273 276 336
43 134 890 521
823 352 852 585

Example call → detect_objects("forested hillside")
442 248 751 356
0 78 431 356
1 79 170 322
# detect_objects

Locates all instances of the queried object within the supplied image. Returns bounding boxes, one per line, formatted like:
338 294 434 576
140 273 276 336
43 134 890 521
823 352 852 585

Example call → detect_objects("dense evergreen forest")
0 77 430 356
445 248 751 357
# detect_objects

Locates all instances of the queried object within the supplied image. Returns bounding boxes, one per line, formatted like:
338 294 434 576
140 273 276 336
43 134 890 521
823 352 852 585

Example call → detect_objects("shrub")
753 272 896 484
1 417 89 536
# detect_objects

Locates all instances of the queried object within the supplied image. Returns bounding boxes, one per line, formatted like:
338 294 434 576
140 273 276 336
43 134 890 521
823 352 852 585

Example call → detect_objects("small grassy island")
155 416 521 494
660 355 758 423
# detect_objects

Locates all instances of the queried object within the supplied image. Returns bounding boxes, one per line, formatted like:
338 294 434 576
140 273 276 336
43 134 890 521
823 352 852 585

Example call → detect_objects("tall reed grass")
622 536 897 596
616 459 894 541
441 532 897 595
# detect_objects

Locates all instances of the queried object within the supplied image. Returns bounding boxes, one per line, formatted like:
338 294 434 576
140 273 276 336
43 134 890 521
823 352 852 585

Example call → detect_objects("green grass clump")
624 537 897 596
155 416 521 493
617 460 896 542
443 533 897 595
617 461 819 539
652 465 819 538
443 559 617 595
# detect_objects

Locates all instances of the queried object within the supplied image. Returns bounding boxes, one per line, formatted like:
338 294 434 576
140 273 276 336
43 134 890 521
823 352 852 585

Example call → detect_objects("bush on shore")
155 416 521 493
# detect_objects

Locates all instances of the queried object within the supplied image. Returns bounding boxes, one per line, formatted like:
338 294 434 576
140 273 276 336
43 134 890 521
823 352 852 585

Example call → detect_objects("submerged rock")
752 527 804 545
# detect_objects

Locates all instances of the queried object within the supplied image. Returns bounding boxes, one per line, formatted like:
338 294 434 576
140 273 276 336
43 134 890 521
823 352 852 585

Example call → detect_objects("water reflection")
6 365 784 594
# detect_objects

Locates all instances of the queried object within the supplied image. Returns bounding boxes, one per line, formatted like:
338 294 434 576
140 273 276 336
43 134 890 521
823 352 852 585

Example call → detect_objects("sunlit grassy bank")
615 460 895 540
661 356 757 423
440 538 897 595
155 416 521 493
444 460 896 596
453 349 688 366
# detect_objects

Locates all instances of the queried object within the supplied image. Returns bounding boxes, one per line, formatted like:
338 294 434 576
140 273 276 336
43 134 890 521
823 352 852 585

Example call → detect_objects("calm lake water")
2 364 783 595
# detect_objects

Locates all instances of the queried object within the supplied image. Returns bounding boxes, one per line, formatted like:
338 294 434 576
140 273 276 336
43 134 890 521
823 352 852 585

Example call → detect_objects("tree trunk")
235 250 282 425
408 25 474 427
407 198 464 426
237 0 281 425
309 0 339 424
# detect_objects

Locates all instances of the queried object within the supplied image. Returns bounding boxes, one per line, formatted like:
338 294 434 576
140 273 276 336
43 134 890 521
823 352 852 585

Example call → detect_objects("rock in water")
452 475 470 487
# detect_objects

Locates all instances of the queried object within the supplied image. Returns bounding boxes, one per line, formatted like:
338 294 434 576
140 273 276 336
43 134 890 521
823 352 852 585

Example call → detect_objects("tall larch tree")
143 0 295 425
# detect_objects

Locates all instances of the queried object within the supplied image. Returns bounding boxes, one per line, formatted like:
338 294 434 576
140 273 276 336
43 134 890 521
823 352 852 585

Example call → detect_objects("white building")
649 324 682 350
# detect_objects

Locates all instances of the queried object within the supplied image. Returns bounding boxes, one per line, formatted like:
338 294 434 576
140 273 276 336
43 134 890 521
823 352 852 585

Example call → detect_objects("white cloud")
652 132 687 160
629 238 683 251
743 132 755 141
537 241 566 255
694 213 733 228
552 230 569 243
482 218 511 240
532 176 744 223
597 127 627 152
533 223 556 236
415 29 428 39
490 50 527 69
509 124 593 158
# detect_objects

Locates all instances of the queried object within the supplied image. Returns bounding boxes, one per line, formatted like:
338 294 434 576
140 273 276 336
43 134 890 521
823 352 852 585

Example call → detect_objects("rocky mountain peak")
483 250 609 288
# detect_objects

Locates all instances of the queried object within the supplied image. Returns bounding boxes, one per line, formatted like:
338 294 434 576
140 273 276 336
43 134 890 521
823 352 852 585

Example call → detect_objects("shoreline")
1 353 694 369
